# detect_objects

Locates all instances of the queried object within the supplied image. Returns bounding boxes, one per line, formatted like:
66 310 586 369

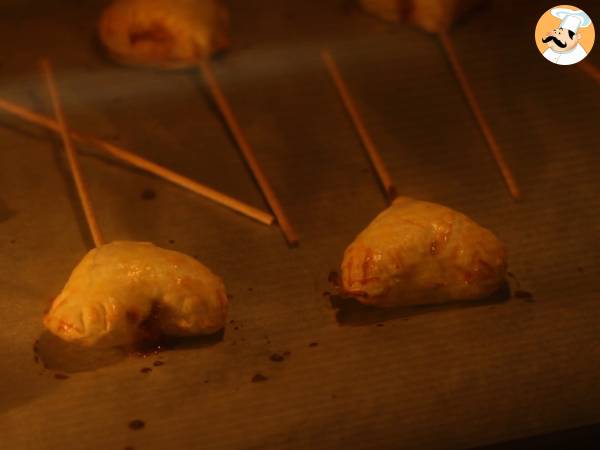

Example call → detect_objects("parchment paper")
0 1 599 449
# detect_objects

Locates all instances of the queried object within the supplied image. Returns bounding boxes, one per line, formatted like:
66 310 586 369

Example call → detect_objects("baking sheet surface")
1 1 600 449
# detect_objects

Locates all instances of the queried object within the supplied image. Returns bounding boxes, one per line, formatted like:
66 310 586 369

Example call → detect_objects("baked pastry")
98 0 229 69
340 197 506 306
44 241 228 347
358 0 482 33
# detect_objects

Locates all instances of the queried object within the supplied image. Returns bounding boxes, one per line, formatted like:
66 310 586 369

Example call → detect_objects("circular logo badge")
535 4 595 65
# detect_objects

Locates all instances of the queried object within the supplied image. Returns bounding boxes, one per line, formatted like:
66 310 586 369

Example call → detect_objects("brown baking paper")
1 1 599 449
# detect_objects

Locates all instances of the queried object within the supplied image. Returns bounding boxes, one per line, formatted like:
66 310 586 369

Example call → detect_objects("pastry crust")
358 0 482 33
44 241 228 347
98 0 229 69
341 197 506 307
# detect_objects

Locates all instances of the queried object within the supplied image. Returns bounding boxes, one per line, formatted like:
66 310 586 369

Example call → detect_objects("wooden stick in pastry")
40 59 105 247
199 60 299 246
439 32 521 199
0 97 274 225
358 0 482 34
321 49 397 202
38 61 230 348
98 0 229 69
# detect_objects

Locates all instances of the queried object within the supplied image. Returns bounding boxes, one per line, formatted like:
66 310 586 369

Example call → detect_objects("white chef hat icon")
551 7 592 33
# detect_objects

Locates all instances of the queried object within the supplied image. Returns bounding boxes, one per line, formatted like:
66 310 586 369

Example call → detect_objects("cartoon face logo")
535 6 595 65
542 26 580 52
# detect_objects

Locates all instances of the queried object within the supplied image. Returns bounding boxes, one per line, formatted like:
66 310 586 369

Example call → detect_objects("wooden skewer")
439 32 521 199
40 59 105 247
198 60 299 246
321 49 397 202
577 60 600 84
0 97 274 226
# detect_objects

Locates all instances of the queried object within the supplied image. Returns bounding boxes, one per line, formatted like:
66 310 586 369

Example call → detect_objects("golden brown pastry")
44 241 228 347
98 0 229 69
341 197 506 307
358 0 482 33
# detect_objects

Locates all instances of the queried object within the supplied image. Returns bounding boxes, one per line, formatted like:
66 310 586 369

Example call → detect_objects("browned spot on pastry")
57 320 83 334
126 309 140 324
475 259 496 280
218 291 228 310
430 241 439 255
129 23 173 45
463 271 475 285
344 254 355 286
401 219 428 230
355 276 381 285
362 249 374 282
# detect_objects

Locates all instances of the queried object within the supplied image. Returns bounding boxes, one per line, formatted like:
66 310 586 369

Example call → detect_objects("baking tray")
1 0 600 449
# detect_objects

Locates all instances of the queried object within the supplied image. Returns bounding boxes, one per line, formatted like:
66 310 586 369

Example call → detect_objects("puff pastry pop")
358 0 482 33
44 241 229 347
98 0 229 69
341 197 506 307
